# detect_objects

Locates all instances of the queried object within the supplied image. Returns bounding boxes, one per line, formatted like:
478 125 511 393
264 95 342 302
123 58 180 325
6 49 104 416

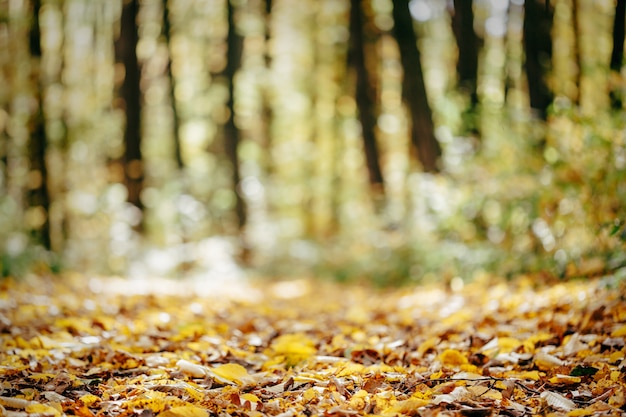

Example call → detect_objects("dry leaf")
540 390 576 412
209 363 249 385
157 405 208 417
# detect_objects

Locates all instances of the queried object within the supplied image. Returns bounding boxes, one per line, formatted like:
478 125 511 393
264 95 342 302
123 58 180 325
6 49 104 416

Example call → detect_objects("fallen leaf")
439 349 468 366
534 351 564 370
157 405 208 417
540 390 576 412
209 363 249 385
176 359 208 378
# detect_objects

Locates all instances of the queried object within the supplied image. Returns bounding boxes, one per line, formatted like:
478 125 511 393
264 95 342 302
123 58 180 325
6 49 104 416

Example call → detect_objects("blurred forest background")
1 0 625 284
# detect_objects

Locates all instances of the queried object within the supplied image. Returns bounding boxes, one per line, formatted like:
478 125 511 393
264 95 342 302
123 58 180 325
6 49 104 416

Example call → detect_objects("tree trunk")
225 0 246 230
115 0 144 212
348 0 385 195
391 0 441 172
162 0 184 169
261 0 274 177
571 0 582 106
610 0 626 110
523 0 554 120
451 0 479 107
28 0 51 249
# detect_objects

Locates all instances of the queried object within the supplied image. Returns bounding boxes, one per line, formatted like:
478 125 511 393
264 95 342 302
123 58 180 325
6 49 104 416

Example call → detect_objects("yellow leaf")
523 333 554 352
417 337 439 357
459 364 480 374
158 405 208 417
79 394 100 406
411 390 432 400
498 337 522 352
611 370 620 382
381 398 430 415
183 386 204 402
518 370 541 381
267 334 316 366
568 408 594 417
349 390 369 409
303 388 318 401
494 380 508 390
124 394 169 413
28 373 57 382
25 403 61 417
172 323 206 342
210 363 249 385
430 370 443 380
337 362 365 377
441 310 472 326
240 393 260 403
15 336 31 349
611 325 626 337
373 391 396 412
548 374 581 384
54 317 94 334
610 351 624 363
438 349 468 366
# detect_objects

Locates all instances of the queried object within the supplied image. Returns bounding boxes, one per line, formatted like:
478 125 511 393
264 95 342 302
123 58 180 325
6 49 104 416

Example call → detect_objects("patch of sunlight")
240 176 265 202
409 0 432 22
270 279 311 299
377 113 401 134
68 191 98 215
176 194 206 223
486 0 509 38
181 120 210 149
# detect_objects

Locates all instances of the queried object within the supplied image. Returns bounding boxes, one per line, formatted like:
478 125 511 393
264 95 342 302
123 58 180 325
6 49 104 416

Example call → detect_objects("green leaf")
570 365 598 376
609 220 624 236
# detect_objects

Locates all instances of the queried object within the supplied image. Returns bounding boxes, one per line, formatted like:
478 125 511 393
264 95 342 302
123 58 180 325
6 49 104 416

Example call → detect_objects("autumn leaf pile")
1 274 625 417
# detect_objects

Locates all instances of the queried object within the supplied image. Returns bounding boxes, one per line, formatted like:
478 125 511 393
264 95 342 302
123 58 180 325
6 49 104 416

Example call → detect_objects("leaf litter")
1 274 625 416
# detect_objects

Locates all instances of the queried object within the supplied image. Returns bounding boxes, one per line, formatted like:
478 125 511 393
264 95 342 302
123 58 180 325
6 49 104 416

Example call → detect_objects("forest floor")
1 273 625 417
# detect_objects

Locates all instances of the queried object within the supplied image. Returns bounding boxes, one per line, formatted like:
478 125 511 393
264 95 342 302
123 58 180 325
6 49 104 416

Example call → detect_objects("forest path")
1 274 624 416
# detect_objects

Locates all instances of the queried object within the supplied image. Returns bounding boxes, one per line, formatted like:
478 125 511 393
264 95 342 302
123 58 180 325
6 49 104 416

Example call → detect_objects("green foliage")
258 104 626 286
1 244 61 278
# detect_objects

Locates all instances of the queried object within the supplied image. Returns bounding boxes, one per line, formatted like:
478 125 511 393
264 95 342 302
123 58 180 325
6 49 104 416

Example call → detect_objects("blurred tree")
261 0 273 170
571 0 582 106
610 0 626 110
451 0 479 109
162 0 183 169
391 0 441 172
27 0 50 249
348 0 385 198
523 0 554 120
115 0 144 213
225 0 246 230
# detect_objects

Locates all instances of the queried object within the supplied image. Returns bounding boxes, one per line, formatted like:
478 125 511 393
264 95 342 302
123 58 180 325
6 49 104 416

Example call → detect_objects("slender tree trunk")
610 0 626 110
261 0 274 176
28 0 51 249
348 0 385 194
523 0 554 120
162 0 184 169
115 0 143 212
225 0 246 230
451 0 479 107
571 0 582 106
392 0 441 172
